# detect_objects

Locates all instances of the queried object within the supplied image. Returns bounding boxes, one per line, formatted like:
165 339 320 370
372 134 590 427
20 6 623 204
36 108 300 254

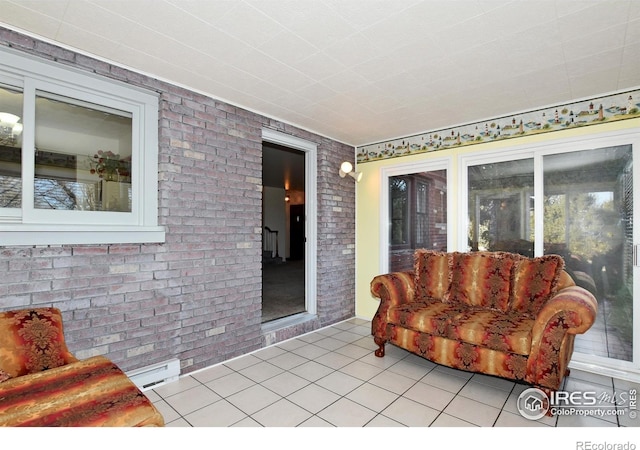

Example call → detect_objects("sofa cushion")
414 250 452 301
387 299 465 336
447 252 516 311
447 309 534 355
0 355 165 426
510 254 565 315
0 308 75 378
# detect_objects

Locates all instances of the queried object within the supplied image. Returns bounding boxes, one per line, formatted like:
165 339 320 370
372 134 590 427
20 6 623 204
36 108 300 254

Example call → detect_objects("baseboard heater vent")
126 358 180 391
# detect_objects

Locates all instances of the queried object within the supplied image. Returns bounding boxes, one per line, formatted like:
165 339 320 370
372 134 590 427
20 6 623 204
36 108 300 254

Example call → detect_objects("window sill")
0 224 166 246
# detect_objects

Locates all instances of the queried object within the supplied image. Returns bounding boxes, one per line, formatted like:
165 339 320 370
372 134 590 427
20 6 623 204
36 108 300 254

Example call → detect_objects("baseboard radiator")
126 358 180 391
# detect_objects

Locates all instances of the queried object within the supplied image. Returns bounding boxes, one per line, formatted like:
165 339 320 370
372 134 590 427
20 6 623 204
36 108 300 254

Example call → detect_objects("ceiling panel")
0 0 639 147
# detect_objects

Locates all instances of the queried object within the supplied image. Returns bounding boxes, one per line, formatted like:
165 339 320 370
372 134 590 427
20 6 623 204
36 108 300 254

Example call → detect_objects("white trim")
261 128 317 152
0 225 165 246
261 128 318 316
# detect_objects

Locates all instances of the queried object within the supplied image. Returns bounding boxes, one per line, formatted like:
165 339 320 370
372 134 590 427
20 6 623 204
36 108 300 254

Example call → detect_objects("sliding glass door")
462 132 638 376
543 146 633 363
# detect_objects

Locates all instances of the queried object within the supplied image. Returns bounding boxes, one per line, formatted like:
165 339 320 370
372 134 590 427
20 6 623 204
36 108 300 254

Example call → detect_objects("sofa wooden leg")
374 337 386 357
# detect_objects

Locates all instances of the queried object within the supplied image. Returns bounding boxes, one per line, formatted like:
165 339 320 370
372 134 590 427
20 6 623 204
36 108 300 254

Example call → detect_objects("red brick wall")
0 27 356 374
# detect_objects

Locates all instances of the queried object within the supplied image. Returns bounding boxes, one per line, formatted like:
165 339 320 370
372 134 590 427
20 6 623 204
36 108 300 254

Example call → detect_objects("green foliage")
543 193 620 260
608 282 633 344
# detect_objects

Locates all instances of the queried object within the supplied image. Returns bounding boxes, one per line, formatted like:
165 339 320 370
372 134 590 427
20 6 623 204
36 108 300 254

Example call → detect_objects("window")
390 177 408 248
386 167 448 272
0 47 164 245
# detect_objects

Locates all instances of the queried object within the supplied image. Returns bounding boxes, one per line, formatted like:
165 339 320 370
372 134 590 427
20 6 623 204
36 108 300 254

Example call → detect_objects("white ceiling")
1 0 639 147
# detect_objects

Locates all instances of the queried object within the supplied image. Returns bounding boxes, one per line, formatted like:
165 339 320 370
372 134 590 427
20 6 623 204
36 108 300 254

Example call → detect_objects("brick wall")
0 27 356 375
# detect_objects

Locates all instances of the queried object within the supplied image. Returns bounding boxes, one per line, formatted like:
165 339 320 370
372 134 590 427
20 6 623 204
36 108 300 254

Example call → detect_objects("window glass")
34 93 132 212
389 170 447 272
467 159 535 256
390 177 408 247
544 145 633 361
0 85 23 208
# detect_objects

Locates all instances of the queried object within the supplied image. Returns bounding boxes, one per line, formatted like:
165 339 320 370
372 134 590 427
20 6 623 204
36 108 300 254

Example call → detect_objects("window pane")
467 159 534 256
544 146 633 361
0 85 23 208
390 177 408 246
389 170 447 272
34 93 132 212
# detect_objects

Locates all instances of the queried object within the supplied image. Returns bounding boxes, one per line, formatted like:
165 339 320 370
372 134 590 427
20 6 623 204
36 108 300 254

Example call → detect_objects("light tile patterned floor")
146 318 639 428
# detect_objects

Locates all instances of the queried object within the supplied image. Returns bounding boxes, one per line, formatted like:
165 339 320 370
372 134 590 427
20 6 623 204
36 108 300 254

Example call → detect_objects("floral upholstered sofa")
371 250 598 393
0 307 164 426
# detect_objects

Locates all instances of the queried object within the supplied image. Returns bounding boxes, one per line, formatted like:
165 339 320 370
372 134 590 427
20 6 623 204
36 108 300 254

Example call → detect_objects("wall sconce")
284 191 290 202
0 112 23 146
338 161 362 182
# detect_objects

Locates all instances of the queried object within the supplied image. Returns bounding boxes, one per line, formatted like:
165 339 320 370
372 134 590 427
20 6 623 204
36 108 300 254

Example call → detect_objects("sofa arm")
527 286 598 390
0 308 78 379
370 271 416 307
370 271 415 351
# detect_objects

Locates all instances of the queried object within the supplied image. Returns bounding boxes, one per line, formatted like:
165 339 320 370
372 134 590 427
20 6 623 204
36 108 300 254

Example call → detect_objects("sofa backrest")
414 250 452 300
510 254 566 315
413 250 566 315
0 307 76 379
448 251 516 311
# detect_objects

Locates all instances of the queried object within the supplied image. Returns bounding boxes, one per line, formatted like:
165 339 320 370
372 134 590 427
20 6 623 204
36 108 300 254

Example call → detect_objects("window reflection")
34 93 132 212
544 146 633 361
0 85 23 208
467 159 535 256
389 170 447 272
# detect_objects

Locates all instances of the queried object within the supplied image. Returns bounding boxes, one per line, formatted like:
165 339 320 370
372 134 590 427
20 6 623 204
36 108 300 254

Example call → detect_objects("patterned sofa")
371 250 598 393
0 307 164 426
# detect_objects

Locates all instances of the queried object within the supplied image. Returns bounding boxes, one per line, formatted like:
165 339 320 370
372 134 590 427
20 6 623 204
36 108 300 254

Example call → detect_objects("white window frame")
0 46 164 246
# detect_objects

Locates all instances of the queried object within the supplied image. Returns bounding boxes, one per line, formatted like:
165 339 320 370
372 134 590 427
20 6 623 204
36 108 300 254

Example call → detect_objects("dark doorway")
290 204 305 260
262 143 306 323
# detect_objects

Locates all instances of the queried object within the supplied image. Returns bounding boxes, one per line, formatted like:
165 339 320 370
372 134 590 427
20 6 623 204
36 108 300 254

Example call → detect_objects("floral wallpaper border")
356 89 640 164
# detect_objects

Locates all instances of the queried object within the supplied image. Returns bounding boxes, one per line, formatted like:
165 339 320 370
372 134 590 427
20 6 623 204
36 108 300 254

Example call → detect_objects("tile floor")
146 317 639 428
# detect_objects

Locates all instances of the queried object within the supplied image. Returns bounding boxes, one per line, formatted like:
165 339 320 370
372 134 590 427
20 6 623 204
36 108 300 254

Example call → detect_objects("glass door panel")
543 146 633 362
467 159 535 256
388 169 447 272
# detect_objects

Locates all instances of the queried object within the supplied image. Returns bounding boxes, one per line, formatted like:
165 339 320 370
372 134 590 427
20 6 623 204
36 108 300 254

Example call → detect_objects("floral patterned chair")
0 307 164 426
371 250 598 394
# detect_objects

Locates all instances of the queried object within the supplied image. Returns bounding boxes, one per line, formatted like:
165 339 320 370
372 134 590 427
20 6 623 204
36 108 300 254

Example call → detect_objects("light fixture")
284 191 290 202
338 161 362 182
0 112 23 146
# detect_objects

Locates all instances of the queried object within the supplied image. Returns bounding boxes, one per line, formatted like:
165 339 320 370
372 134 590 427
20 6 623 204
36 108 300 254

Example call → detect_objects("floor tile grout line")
176 342 416 426
168 344 467 425
154 320 627 427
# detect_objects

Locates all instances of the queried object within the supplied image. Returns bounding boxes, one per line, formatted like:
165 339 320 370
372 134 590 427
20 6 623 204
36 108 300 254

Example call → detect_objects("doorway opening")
262 142 306 323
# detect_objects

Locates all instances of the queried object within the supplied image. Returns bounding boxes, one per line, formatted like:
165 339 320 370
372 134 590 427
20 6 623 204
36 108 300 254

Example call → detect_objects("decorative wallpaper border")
357 89 640 164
